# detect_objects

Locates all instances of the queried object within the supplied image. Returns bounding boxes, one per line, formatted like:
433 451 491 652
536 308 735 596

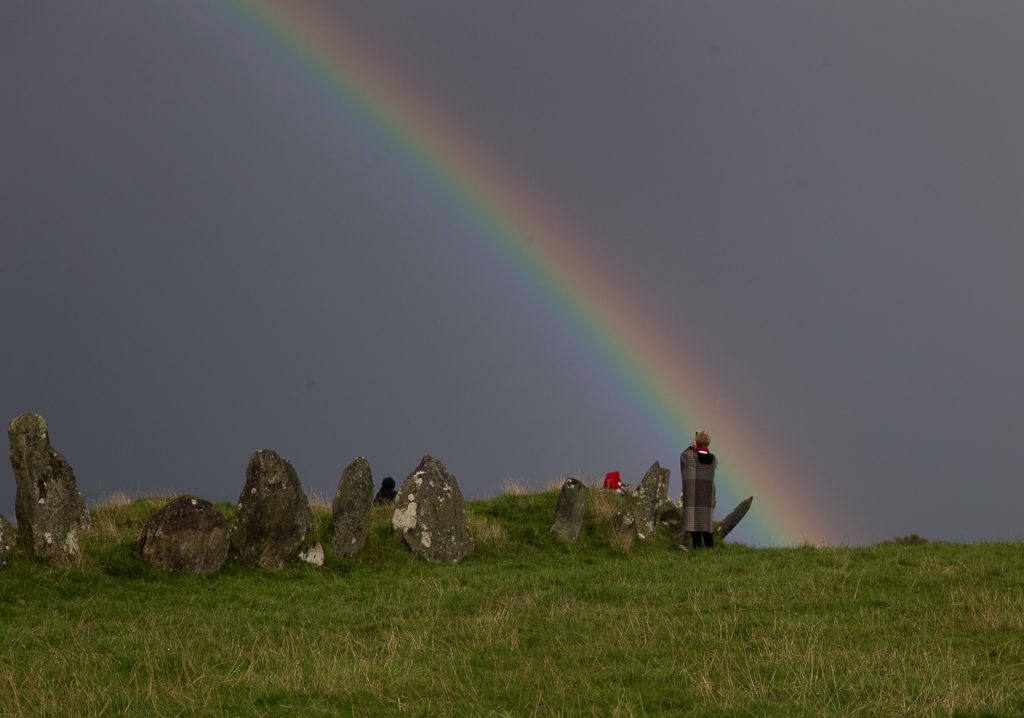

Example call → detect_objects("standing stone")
8 413 90 562
551 478 588 543
716 496 753 540
330 457 374 557
134 496 229 574
631 462 671 540
229 449 315 568
391 455 474 563
0 514 13 567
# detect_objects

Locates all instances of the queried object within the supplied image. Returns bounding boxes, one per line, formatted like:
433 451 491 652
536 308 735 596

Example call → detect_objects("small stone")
228 449 314 568
656 501 683 527
550 478 588 542
329 457 374 557
392 455 473 563
8 413 90 563
299 542 324 566
134 496 229 574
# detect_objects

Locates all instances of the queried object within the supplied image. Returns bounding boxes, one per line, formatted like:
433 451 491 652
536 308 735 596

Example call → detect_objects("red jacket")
603 471 621 490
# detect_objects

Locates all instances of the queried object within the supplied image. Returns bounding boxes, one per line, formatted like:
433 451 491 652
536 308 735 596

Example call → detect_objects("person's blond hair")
694 430 711 448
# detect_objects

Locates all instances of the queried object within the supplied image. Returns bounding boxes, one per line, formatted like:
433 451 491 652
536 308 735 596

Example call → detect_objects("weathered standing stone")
621 462 671 540
0 514 13 567
330 457 374 557
392 455 474 563
134 496 229 574
8 413 90 562
715 496 753 540
551 478 588 542
229 449 315 568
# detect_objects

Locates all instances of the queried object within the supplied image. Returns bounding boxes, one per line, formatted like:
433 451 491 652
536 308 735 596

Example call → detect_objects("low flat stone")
551 478 588 542
299 542 324 566
8 413 90 563
330 457 374 557
134 496 229 574
716 496 753 540
392 455 473 563
229 449 314 568
0 514 13 567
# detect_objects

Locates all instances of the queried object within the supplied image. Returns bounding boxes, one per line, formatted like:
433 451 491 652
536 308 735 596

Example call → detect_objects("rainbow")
220 0 841 545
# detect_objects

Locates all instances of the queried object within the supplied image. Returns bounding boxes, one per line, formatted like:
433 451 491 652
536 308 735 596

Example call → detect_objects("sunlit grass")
2 491 1024 716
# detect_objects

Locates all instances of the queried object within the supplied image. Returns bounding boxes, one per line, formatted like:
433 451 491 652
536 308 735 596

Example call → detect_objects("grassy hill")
2 488 1023 717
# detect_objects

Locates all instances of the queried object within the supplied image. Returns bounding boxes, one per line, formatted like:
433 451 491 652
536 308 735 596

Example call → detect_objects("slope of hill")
1 489 1023 716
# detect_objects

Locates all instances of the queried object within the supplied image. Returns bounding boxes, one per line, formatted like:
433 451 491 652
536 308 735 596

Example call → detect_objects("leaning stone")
392 455 474 563
329 457 374 557
0 514 13 567
550 478 588 542
632 462 671 540
134 496 229 574
8 413 90 563
715 496 753 540
229 449 314 568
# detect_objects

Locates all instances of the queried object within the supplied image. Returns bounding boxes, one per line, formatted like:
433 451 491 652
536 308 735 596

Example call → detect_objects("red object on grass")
603 471 621 490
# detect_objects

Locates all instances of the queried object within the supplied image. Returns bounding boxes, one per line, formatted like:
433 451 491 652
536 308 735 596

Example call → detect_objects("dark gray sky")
3 1 1022 545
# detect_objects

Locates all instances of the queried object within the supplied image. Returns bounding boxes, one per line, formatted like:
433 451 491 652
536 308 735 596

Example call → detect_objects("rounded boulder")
134 496 229 574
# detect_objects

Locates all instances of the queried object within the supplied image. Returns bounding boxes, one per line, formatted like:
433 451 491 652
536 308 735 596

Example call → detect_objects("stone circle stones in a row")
0 514 13 567
8 413 90 563
229 449 320 568
392 455 474 563
330 457 374 557
551 478 588 543
134 496 229 574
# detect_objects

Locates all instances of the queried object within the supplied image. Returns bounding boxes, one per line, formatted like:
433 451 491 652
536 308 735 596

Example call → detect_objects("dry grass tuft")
93 491 133 508
307 491 332 511
468 512 509 551
588 489 625 524
500 480 531 496
608 525 635 554
92 514 121 541
544 475 572 491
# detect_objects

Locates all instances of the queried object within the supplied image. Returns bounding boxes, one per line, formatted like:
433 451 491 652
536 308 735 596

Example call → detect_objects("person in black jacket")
374 476 398 505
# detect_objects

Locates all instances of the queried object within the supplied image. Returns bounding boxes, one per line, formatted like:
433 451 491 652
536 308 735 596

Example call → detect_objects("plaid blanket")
680 447 717 533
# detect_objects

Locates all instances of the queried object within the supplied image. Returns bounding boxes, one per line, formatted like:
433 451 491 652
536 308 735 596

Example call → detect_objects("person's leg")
702 532 714 548
691 531 704 549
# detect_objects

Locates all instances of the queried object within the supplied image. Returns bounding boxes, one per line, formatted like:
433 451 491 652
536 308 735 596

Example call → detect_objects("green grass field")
2 488 1023 717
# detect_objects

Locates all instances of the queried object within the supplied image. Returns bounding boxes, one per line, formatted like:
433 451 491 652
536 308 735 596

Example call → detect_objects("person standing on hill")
681 430 717 548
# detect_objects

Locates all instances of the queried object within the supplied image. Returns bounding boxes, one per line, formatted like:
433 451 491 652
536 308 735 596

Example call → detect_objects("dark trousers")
691 531 714 549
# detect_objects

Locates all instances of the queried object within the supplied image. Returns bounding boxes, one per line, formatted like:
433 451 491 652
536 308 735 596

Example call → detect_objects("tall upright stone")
624 462 670 540
391 455 474 563
229 449 315 568
0 514 13 567
8 413 90 562
134 496 230 574
551 478 588 543
330 457 374 557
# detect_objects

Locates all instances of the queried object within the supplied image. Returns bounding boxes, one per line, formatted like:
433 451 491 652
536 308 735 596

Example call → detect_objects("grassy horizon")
2 489 1024 716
